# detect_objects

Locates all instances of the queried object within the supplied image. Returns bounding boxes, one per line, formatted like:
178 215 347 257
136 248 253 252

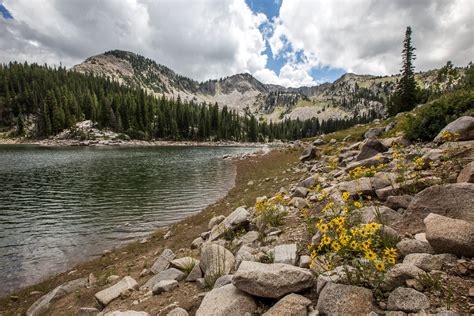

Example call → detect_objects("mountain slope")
72 50 467 121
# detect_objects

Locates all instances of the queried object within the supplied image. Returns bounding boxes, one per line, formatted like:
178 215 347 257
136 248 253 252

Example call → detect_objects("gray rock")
234 245 257 270
299 255 311 269
357 205 402 226
106 275 120 283
167 307 188 316
191 237 204 249
142 268 185 290
150 249 175 274
337 177 375 197
356 139 388 161
208 215 226 230
170 257 199 272
400 183 474 233
424 213 474 257
263 293 312 316
274 244 298 265
77 307 100 316
365 127 385 139
95 276 138 306
195 284 257 316
213 275 233 289
292 187 309 198
316 283 374 315
152 280 178 294
403 253 444 272
316 266 348 294
185 262 203 282
237 231 260 246
457 161 474 183
300 145 319 162
397 239 434 257
299 175 319 189
313 138 326 146
382 264 424 292
385 195 413 210
232 261 313 298
434 116 474 142
27 278 88 316
289 197 309 209
196 278 207 289
387 287 430 312
345 154 390 172
381 136 411 147
209 207 250 241
200 244 235 280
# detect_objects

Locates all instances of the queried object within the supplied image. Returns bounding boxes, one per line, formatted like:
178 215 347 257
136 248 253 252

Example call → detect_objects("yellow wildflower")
331 241 341 251
366 222 380 231
350 240 359 250
353 201 363 208
365 250 377 261
384 247 397 258
386 257 396 265
342 191 350 202
375 260 385 271
318 223 328 233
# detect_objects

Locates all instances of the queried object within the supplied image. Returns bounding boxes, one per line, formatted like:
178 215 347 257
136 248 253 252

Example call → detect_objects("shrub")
403 89 474 141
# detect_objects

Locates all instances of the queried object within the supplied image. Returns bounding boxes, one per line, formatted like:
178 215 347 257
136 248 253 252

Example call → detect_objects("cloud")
0 0 269 81
271 0 474 75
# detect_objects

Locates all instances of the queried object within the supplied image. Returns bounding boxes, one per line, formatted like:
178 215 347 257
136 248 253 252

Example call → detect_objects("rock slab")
195 284 257 316
316 283 374 315
387 287 430 312
95 276 138 306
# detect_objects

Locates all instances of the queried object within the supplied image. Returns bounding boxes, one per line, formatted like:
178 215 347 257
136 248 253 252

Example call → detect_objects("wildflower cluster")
306 190 398 289
349 163 386 179
255 193 287 228
439 131 460 142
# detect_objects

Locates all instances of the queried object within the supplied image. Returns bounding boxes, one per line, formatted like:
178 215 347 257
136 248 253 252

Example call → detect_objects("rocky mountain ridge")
72 50 466 122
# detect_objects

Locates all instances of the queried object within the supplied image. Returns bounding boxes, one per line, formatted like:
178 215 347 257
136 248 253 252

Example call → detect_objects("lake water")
0 145 257 296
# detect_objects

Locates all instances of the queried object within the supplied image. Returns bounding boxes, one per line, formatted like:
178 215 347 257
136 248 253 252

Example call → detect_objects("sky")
0 0 472 87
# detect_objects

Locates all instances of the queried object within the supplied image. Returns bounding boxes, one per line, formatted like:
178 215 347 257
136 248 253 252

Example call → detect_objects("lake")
0 145 258 296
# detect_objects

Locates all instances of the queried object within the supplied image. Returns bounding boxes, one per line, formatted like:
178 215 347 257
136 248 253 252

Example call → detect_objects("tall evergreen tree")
388 26 418 115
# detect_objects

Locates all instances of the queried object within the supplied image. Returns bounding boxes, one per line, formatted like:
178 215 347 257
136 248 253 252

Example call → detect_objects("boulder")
263 293 312 316
457 161 474 183
27 278 88 316
77 307 100 316
365 127 385 139
299 175 318 189
345 154 390 172
385 195 413 210
356 139 388 161
337 178 374 197
316 266 349 294
424 213 474 257
208 215 226 230
95 276 138 306
434 116 474 142
191 237 204 249
200 244 235 280
274 244 298 265
300 145 319 162
299 255 311 269
381 264 424 292
234 245 257 270
213 275 233 289
150 249 175 274
289 197 309 209
403 253 451 272
170 257 199 272
398 183 474 233
232 261 313 298
387 287 430 312
292 187 309 198
396 239 434 257
313 138 326 146
167 307 188 316
209 207 250 241
142 268 185 290
357 206 402 226
382 136 411 148
237 231 259 246
185 263 203 282
152 280 178 294
195 284 257 316
316 283 374 315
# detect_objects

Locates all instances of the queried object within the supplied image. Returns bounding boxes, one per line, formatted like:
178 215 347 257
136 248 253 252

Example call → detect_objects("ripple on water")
0 145 257 296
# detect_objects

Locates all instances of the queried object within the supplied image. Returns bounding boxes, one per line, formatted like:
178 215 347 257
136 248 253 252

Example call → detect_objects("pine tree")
389 26 418 115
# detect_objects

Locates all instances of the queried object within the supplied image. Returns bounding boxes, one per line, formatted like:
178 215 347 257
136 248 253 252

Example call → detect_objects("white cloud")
271 0 474 75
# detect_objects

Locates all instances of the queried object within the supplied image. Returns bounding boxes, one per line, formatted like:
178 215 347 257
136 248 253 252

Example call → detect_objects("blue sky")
0 3 12 19
245 0 345 83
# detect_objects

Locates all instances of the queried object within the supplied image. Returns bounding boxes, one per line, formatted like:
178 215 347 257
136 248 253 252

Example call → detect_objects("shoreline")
0 146 303 313
0 137 286 148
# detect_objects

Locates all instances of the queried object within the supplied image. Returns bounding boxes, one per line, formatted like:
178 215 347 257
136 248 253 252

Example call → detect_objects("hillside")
72 50 468 121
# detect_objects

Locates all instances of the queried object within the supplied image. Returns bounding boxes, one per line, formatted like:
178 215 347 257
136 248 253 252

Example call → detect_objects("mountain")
72 50 467 122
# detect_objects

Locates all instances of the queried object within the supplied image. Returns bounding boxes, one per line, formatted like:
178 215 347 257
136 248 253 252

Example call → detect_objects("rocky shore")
1 116 473 316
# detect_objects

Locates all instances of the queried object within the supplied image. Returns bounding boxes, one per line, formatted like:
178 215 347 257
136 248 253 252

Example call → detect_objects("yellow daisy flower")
375 261 385 271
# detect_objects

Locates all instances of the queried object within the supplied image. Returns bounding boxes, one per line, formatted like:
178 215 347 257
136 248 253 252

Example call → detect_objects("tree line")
0 62 376 141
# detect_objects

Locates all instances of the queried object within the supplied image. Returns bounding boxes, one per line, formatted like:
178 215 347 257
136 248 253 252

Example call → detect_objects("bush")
403 89 474 141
